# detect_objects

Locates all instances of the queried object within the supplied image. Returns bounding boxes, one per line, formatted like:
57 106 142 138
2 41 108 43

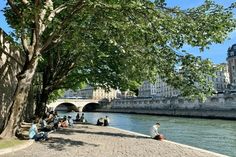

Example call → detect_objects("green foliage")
3 0 236 100
48 89 65 103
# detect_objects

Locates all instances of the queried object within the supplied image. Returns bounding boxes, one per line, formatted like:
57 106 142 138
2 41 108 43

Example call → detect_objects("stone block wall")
0 28 25 131
110 95 236 119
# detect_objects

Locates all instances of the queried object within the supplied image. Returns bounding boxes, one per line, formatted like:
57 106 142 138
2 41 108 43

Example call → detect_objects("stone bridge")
47 98 102 112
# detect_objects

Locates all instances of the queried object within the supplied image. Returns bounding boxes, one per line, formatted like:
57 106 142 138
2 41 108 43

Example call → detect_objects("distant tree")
1 0 235 138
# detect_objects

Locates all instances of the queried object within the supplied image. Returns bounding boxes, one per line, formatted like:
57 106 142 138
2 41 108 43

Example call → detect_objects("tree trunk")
0 58 39 138
35 61 53 117
22 85 37 122
35 89 50 118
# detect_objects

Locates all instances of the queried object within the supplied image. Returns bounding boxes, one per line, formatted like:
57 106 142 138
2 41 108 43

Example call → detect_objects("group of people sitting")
58 115 74 128
29 110 164 142
29 111 74 141
40 111 74 130
74 113 86 123
96 116 109 126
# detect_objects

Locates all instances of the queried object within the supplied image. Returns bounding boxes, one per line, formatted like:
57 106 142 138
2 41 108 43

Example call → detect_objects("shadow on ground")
40 125 150 151
54 127 149 139
41 137 99 151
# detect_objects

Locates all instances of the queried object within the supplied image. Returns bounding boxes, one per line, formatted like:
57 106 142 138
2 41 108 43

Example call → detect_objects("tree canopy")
1 0 236 137
3 0 236 99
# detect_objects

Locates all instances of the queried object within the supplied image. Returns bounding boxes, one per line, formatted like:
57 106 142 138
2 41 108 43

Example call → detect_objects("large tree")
1 0 235 138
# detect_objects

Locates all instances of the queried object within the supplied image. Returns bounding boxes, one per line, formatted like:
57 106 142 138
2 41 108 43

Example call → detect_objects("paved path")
0 124 227 157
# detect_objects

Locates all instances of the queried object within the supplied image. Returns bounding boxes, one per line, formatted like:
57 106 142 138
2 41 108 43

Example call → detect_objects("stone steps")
17 122 32 140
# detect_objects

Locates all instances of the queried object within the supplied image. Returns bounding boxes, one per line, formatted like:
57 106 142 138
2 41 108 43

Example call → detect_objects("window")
230 51 234 56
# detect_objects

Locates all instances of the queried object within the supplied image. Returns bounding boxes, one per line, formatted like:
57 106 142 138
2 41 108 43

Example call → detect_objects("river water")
58 111 236 157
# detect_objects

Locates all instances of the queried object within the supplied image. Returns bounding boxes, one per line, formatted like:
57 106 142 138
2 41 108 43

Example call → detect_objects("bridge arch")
48 99 100 112
55 102 79 112
82 103 100 112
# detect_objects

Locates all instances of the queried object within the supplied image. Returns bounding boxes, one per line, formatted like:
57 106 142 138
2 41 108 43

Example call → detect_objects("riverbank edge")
95 108 236 120
0 140 34 155
108 126 229 157
0 125 228 157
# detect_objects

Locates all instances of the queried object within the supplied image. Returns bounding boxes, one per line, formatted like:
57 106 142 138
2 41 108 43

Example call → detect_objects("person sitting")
96 117 104 126
104 116 109 126
58 116 69 128
150 122 164 140
80 113 85 122
47 111 54 125
40 115 51 132
29 119 48 141
68 116 74 127
52 111 59 130
75 112 80 121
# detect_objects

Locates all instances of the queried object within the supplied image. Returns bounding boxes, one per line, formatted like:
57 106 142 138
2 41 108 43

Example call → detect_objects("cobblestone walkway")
0 124 227 157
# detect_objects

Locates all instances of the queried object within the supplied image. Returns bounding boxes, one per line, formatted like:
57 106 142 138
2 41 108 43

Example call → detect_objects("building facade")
64 86 117 100
138 76 180 98
207 63 229 92
154 76 180 97
139 63 230 98
227 44 236 85
116 90 136 98
138 80 156 97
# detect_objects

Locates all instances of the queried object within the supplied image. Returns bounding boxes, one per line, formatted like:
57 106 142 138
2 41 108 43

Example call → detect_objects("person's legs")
34 132 48 141
154 134 164 140
97 120 103 126
42 132 48 140
104 120 109 126
54 122 59 129
41 127 51 132
33 134 41 141
154 135 160 140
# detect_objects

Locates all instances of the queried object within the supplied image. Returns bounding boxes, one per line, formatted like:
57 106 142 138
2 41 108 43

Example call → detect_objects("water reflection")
58 111 236 156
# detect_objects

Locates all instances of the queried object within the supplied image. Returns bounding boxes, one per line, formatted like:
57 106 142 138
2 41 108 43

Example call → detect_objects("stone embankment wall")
0 28 25 131
99 95 236 119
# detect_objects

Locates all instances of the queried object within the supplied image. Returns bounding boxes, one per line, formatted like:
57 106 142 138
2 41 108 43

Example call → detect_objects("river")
58 111 236 157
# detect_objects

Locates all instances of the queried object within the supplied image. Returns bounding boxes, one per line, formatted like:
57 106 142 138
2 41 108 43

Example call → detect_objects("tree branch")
7 0 22 17
47 4 67 22
45 63 76 91
39 3 66 34
39 0 53 34
20 35 29 55
33 0 40 56
40 0 84 53
21 0 29 5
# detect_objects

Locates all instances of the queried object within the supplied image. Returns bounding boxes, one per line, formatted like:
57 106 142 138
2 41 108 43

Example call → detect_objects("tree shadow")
41 137 99 151
54 128 149 139
40 126 150 151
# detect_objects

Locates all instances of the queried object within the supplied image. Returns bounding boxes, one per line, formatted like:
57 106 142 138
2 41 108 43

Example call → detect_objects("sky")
0 0 236 64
